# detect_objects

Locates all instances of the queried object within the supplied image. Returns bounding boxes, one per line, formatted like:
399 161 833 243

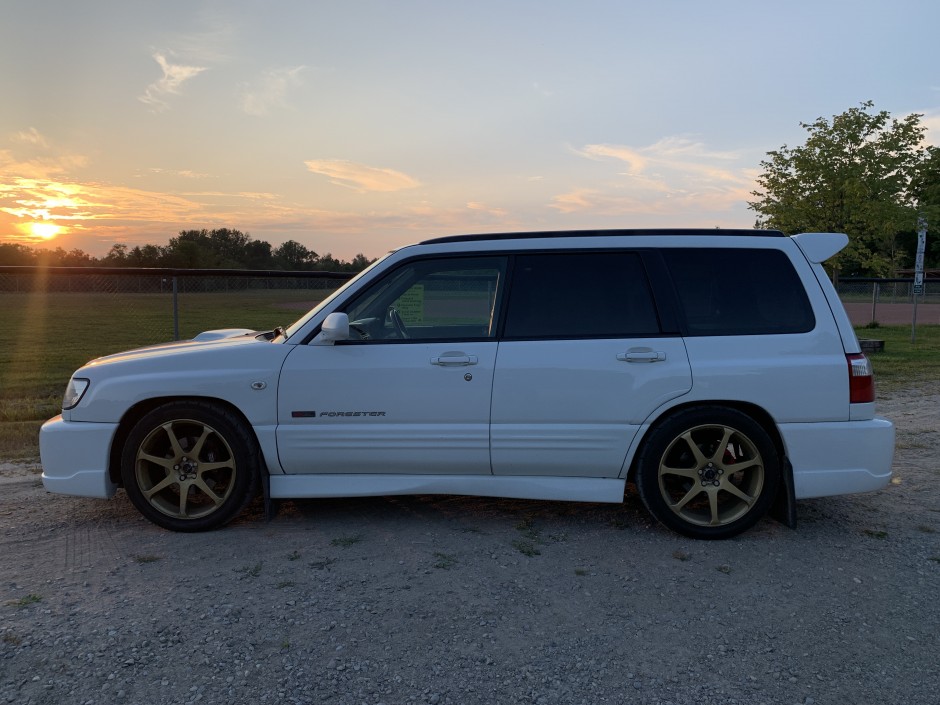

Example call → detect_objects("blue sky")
2 0 938 259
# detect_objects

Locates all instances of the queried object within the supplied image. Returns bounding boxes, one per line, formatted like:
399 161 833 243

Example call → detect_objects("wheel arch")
625 399 796 529
107 396 261 487
627 399 784 480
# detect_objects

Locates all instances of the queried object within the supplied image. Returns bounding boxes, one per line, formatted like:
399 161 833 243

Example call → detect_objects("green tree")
749 101 930 276
273 240 318 270
0 243 38 265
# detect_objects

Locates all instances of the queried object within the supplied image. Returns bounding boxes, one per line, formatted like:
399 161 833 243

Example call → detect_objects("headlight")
63 377 90 410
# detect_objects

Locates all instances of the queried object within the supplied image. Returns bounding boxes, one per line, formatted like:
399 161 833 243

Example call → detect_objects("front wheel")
635 407 779 540
120 401 260 532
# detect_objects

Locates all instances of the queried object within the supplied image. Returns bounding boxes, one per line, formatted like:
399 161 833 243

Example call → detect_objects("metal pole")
870 282 879 326
172 276 180 340
912 216 927 343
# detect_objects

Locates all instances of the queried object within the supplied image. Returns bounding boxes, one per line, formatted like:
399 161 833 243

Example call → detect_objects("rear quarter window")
662 248 815 336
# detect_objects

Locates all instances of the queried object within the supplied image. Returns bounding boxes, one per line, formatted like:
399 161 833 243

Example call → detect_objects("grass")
132 554 163 564
856 324 940 391
5 594 42 608
330 534 362 548
433 552 458 569
236 562 263 578
0 288 334 461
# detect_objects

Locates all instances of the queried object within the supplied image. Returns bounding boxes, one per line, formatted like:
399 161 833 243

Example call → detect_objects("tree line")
0 229 374 272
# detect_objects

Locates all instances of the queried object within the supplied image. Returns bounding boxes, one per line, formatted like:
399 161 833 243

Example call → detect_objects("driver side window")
343 256 507 342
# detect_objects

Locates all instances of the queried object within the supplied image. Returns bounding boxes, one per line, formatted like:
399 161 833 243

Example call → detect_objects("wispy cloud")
139 53 208 111
12 128 49 148
240 66 306 116
148 168 211 179
466 201 508 218
555 135 756 218
304 159 420 192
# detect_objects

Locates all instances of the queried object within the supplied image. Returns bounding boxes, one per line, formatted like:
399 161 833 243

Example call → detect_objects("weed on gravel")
330 534 362 548
5 594 41 608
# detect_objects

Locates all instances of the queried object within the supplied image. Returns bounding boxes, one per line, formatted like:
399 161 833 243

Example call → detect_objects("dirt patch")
844 301 940 326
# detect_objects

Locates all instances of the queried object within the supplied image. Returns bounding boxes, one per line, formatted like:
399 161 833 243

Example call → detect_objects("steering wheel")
388 307 409 339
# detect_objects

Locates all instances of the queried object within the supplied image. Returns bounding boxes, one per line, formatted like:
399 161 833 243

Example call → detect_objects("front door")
277 256 507 475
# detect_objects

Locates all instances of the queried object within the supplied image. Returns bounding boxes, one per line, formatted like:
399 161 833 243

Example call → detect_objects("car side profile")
40 229 895 539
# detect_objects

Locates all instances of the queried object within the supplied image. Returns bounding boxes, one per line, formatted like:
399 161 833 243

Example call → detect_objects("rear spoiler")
791 232 849 263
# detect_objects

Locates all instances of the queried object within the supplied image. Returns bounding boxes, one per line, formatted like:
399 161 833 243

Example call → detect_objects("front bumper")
781 416 895 499
39 416 119 498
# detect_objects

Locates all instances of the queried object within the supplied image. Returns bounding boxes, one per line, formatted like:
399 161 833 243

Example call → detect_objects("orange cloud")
304 159 420 192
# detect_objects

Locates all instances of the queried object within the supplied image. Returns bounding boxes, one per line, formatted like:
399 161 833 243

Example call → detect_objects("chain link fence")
836 278 939 326
0 267 353 344
2 267 937 343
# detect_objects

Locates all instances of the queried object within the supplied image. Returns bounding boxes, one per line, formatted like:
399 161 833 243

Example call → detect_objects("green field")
1 289 937 462
0 289 333 461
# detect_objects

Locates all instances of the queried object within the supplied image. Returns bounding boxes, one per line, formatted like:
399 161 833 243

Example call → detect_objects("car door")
277 256 507 475
490 251 692 478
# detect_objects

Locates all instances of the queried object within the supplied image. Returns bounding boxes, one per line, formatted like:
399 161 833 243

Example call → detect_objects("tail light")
847 353 874 403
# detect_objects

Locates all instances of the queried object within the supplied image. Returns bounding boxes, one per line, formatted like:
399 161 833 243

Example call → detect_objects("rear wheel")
636 407 779 539
120 401 260 532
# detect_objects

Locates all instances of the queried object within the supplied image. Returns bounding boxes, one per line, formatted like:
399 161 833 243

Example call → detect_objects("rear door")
490 251 692 478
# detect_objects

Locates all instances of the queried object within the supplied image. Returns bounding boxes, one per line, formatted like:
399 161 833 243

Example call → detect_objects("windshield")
281 253 393 340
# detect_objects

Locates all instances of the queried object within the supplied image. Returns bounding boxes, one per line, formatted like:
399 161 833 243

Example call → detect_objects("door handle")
617 350 666 363
430 353 478 366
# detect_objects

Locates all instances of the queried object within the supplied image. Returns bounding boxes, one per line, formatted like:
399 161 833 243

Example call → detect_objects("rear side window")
503 252 660 338
663 248 815 336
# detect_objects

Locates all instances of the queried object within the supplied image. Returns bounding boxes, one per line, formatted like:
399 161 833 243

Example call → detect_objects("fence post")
870 282 879 325
172 276 180 340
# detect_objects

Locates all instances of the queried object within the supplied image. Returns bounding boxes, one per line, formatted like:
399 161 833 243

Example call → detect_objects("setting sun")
28 221 61 240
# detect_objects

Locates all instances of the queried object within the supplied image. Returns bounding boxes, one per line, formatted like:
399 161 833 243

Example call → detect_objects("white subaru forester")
40 229 895 539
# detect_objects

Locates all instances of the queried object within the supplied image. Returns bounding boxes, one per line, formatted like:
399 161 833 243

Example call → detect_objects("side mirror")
311 312 349 345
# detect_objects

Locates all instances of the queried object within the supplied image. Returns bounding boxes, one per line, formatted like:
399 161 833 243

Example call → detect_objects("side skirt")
269 474 627 504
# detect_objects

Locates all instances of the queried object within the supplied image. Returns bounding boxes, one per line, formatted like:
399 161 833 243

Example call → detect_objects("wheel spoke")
708 489 721 525
143 473 176 499
197 461 234 473
724 458 760 474
722 482 756 506
672 485 703 511
177 484 187 516
189 426 213 459
710 427 734 464
194 478 225 506
660 464 700 481
138 452 176 470
161 422 186 458
679 431 708 466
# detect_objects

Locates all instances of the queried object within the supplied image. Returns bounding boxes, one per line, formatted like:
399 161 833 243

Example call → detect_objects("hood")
83 329 265 368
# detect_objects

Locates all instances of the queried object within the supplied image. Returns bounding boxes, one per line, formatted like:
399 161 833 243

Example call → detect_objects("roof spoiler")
792 232 849 263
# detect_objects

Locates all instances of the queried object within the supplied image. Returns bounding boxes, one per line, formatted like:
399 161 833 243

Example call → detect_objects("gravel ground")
1 385 938 705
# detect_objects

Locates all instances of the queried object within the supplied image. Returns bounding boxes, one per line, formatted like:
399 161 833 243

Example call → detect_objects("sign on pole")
912 217 927 343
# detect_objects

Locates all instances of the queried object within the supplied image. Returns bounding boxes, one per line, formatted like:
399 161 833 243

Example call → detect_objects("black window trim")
307 246 687 345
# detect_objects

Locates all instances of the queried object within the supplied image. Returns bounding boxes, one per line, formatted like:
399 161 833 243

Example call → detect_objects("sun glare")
28 222 62 240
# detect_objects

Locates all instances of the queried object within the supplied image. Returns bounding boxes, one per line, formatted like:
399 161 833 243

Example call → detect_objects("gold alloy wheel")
657 423 765 527
134 418 238 520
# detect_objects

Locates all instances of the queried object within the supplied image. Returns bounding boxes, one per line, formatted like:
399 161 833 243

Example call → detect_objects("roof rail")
420 228 785 245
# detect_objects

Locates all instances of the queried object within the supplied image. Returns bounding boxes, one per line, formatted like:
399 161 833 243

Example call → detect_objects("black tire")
635 406 779 540
120 401 261 532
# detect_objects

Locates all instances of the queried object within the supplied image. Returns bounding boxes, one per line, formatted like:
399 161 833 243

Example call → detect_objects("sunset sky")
2 1 939 260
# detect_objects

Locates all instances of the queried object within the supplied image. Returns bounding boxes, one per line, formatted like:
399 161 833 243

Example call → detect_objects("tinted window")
503 252 660 338
343 256 506 341
663 248 815 335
